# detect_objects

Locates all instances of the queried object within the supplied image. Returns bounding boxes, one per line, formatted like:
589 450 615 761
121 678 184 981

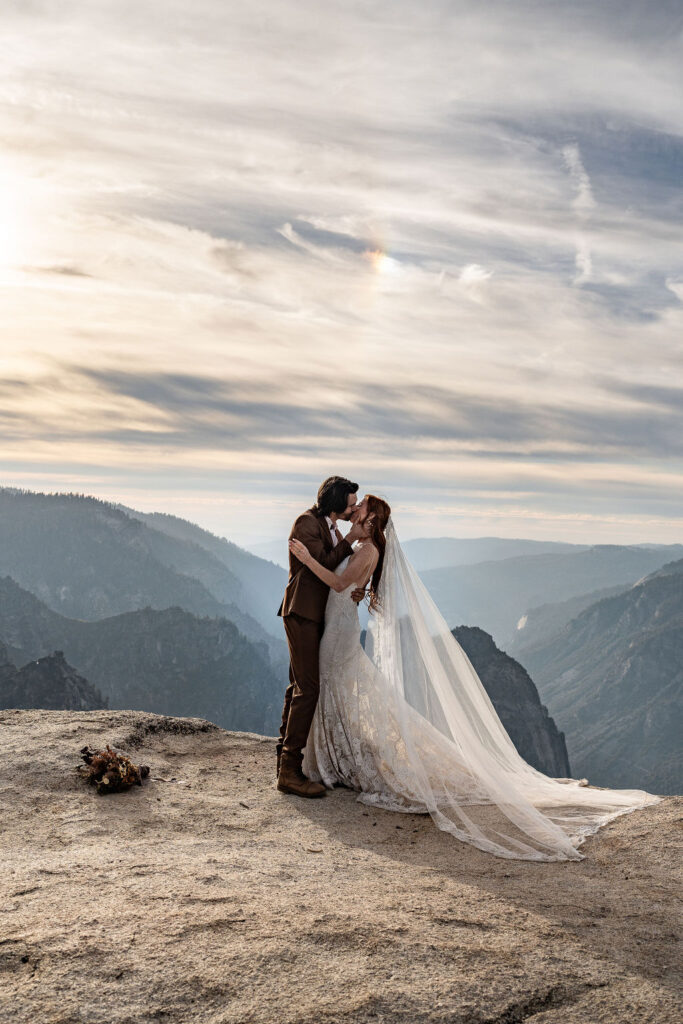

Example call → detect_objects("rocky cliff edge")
1 709 680 1023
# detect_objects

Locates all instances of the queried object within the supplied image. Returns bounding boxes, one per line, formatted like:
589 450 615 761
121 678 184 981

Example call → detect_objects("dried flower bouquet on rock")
78 744 150 794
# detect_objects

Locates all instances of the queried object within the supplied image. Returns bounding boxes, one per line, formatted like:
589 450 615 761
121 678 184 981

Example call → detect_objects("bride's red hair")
363 495 391 612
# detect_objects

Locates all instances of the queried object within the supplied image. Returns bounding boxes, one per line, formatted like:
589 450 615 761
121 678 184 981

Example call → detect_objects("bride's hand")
289 537 312 564
360 514 376 538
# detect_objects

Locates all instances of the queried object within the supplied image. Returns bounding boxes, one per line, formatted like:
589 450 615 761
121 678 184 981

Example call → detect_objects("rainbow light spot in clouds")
365 248 399 274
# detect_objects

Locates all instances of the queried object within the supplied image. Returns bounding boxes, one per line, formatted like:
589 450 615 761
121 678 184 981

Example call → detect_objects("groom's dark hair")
314 476 359 517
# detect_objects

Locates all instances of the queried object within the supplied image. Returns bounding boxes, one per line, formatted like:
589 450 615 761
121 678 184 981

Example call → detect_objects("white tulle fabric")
303 517 662 861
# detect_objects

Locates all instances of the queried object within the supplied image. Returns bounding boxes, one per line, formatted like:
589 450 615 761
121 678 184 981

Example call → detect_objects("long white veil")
365 517 662 861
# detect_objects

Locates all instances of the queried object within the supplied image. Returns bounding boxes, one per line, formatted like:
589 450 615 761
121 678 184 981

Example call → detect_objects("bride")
288 495 662 862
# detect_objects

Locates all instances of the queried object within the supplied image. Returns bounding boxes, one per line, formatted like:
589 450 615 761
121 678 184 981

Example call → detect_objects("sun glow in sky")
0 1 682 547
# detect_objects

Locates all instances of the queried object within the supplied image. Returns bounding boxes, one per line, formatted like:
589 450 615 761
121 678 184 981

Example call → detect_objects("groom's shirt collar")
324 515 338 546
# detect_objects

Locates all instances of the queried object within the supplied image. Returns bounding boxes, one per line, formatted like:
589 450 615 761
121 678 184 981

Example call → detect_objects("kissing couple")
275 475 661 862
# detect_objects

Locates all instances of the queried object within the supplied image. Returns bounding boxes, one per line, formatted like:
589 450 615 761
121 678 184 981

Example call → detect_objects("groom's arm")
292 515 353 571
289 538 376 594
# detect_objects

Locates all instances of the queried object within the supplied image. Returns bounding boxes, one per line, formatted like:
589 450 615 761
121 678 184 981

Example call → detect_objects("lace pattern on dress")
303 557 486 811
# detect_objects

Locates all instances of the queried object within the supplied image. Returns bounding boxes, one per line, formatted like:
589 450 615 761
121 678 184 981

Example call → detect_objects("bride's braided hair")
363 495 391 613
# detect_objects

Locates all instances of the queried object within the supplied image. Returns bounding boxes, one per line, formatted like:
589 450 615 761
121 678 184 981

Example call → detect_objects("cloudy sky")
1 0 682 547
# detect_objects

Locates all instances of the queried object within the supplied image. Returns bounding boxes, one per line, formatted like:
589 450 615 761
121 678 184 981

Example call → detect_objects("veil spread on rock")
364 517 662 862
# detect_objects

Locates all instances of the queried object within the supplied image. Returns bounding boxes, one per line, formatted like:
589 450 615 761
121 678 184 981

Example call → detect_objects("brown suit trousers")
278 613 325 764
277 509 353 765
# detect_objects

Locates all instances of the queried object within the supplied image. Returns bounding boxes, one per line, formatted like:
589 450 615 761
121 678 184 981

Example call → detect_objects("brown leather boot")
277 757 326 798
275 744 295 778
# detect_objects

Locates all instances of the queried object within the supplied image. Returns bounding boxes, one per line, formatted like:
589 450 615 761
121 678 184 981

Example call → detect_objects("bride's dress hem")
303 539 662 864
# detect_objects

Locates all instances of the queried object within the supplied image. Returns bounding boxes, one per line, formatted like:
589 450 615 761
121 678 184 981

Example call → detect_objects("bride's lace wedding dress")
302 520 662 862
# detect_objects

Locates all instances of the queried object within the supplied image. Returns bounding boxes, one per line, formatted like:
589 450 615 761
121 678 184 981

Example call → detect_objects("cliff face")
0 709 678 1024
0 644 108 711
518 558 683 795
452 626 571 777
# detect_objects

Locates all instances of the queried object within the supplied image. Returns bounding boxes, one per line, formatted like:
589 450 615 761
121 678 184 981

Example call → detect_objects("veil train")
364 518 662 862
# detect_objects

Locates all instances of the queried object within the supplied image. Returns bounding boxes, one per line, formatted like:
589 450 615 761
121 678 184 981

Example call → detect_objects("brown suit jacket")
277 508 354 623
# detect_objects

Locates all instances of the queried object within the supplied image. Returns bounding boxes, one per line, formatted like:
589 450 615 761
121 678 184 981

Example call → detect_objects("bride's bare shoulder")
356 540 379 561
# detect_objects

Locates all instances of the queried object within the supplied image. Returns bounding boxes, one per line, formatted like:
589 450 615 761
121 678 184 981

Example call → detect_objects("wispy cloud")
563 142 595 283
0 1 681 543
563 143 596 218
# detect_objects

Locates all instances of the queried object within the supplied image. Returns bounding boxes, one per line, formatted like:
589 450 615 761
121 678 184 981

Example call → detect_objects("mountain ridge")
0 575 281 735
517 558 683 794
114 504 287 635
419 543 683 647
0 488 286 666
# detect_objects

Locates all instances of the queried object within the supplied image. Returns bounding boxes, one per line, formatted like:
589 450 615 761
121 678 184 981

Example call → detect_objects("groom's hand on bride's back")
350 586 366 605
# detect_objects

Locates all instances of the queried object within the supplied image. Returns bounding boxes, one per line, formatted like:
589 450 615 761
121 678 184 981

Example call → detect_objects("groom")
276 476 366 797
